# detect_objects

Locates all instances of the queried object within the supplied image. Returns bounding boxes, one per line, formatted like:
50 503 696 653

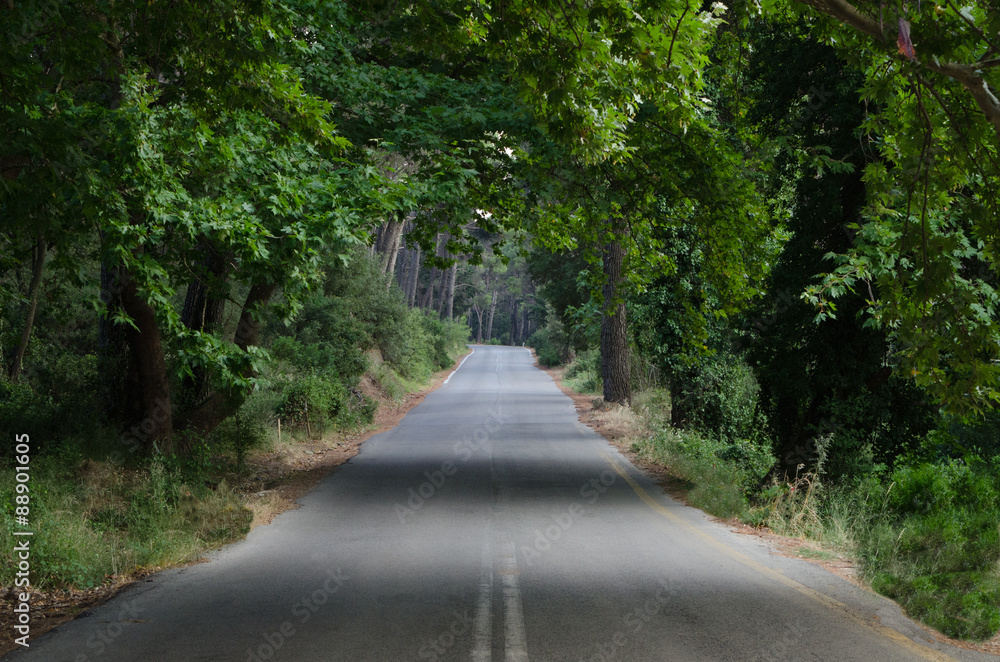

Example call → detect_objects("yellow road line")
600 452 957 662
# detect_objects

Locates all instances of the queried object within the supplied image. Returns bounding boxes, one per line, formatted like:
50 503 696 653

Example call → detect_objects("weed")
0 456 251 590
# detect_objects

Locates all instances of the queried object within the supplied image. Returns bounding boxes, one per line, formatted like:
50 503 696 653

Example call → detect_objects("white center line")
472 534 493 662
501 540 528 662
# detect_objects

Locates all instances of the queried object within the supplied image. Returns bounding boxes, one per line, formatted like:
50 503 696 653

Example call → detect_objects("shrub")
631 425 775 520
527 327 563 366
671 356 762 443
275 373 349 433
565 349 601 393
0 456 251 590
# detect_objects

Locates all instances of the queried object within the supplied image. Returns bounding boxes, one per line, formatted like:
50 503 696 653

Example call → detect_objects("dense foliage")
5 0 1000 643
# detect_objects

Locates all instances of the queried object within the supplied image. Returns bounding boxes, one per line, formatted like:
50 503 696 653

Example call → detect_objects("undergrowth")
0 251 470 592
564 351 1000 642
0 445 250 590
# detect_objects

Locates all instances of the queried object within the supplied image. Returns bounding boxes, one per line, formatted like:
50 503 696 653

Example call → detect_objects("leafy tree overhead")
761 1 1000 415
741 20 935 480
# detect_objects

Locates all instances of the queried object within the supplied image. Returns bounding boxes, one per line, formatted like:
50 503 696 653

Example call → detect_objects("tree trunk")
445 262 458 320
397 247 411 297
407 247 422 307
601 225 630 405
473 305 484 343
176 282 278 436
98 261 141 426
8 237 46 382
421 267 438 309
376 217 405 278
419 235 444 310
180 244 229 405
435 265 449 317
509 299 517 345
119 267 175 454
485 290 497 341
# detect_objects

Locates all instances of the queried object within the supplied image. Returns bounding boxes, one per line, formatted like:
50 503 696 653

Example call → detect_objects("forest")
3 0 1000 644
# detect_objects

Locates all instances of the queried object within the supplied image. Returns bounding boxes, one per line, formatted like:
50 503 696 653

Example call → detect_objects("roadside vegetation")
0 250 469 591
5 0 1000 650
540 345 1000 642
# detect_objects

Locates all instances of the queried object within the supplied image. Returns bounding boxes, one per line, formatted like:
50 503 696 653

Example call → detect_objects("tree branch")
792 0 1000 142
795 0 884 41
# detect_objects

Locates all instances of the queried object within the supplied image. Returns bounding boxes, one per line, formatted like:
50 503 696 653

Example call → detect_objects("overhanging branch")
792 0 1000 142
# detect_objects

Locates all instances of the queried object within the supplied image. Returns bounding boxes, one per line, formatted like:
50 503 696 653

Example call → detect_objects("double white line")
472 455 528 661
471 536 528 662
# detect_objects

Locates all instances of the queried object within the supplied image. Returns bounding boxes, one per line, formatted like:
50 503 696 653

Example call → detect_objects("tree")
765 1 1000 415
1 2 373 453
738 20 935 478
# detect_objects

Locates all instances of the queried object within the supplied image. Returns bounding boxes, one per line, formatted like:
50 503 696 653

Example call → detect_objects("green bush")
0 455 250 590
270 305 368 382
275 373 349 433
527 327 563 366
0 351 102 445
807 457 1000 641
565 349 601 393
208 408 269 471
671 356 762 443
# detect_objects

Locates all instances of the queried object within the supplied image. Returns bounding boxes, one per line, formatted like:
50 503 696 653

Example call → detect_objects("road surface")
7 345 996 661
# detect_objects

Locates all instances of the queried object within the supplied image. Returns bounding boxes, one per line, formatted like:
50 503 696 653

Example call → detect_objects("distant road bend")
8 345 996 661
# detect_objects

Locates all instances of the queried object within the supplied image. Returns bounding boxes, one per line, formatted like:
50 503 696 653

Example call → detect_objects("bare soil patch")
0 352 470 656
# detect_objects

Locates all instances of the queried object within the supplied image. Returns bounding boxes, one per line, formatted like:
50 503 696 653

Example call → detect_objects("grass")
0 452 251 589
628 403 774 523
754 462 1000 641
795 547 839 561
564 349 601 394
631 427 757 520
555 352 1000 643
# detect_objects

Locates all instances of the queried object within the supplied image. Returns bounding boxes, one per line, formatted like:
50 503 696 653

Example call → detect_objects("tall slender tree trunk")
98 261 141 426
376 216 406 279
407 247 421 307
485 290 497 341
445 262 458 320
509 299 518 346
435 265 449 317
398 247 412 298
473 305 484 343
421 267 438 309
601 222 631 404
8 237 46 382
421 234 445 310
119 267 175 454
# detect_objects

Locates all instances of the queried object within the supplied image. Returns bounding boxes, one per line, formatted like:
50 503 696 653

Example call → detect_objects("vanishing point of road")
7 346 996 661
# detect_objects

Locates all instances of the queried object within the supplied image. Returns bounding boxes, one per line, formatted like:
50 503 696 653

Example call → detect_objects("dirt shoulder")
0 351 471 657
536 359 1000 658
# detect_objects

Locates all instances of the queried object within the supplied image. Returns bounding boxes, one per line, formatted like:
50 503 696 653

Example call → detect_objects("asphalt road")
8 345 997 661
